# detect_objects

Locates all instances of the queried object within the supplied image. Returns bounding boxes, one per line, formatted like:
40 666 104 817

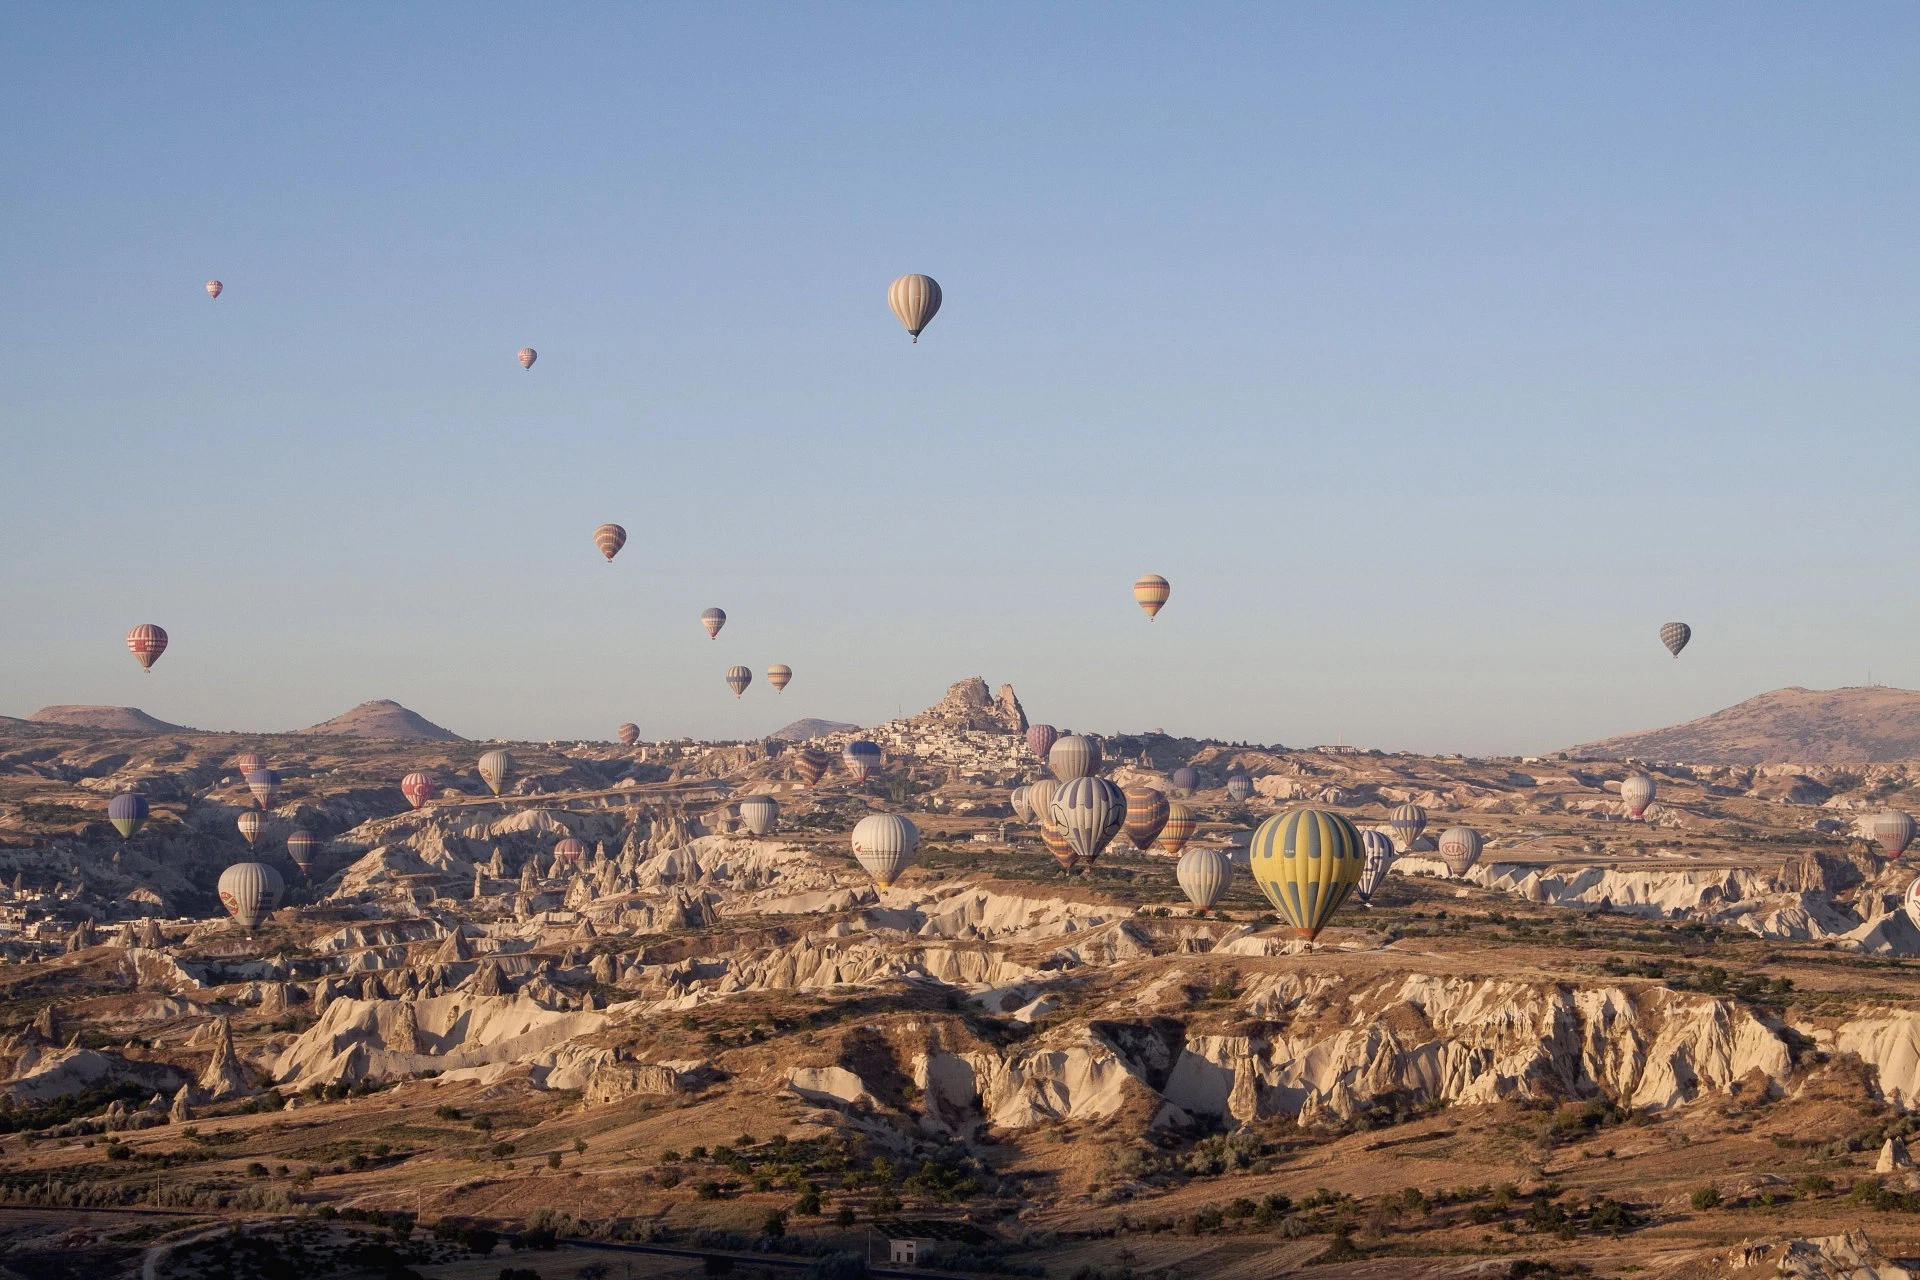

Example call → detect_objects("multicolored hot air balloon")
1169 766 1200 796
1026 724 1059 763
1049 735 1101 782
108 793 149 838
1123 785 1170 852
794 749 832 787
232 751 267 778
1871 810 1917 859
594 523 627 562
1248 807 1365 942
851 814 919 888
1358 829 1395 903
700 608 727 639
218 861 283 930
1226 775 1253 803
286 830 318 876
1050 777 1126 865
1388 803 1427 849
1156 801 1197 856
127 624 168 672
843 740 881 782
739 794 779 837
1026 779 1059 830
1437 827 1483 878
236 810 264 848
478 750 513 797
1660 622 1691 658
887 274 942 342
724 665 752 697
1011 785 1034 823
1041 822 1077 871
1133 574 1170 620
618 723 640 746
205 280 223 300
1177 846 1233 911
244 768 280 810
401 772 436 808
518 348 537 370
1621 774 1656 819
767 664 792 693
554 837 588 865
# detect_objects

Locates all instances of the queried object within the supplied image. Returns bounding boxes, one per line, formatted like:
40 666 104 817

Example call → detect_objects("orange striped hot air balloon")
1133 574 1170 620
1123 786 1170 852
1040 822 1077 872
793 749 831 787
594 523 627 562
617 723 640 746
1155 801 1198 856
766 664 792 692
127 624 168 672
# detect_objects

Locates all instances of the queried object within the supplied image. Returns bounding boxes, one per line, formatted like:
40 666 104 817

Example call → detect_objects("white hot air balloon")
1011 785 1033 824
218 861 284 930
1049 776 1126 865
1026 779 1059 829
851 814 919 889
1871 810 1917 859
1621 774 1656 819
1358 829 1395 902
1176 845 1233 911
1437 827 1483 877
738 794 779 837
887 274 942 342
478 750 513 796
1048 735 1101 782
236 810 264 848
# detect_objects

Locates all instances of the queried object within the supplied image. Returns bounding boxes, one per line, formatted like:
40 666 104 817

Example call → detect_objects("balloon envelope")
127 624 168 672
594 523 627 562
1050 777 1126 865
518 347 537 369
1906 878 1920 932
617 723 640 746
478 750 513 796
1248 807 1365 941
724 666 752 697
843 741 882 782
794 749 832 787
1177 846 1233 910
244 768 280 810
232 751 267 777
1226 775 1253 803
1026 724 1059 762
1437 827 1483 877
1621 775 1656 818
767 664 793 693
1026 779 1059 830
1155 801 1198 855
286 830 318 873
219 861 283 929
851 814 919 888
1872 810 1917 858
1388 803 1428 848
1041 822 1077 871
205 280 223 299
554 838 588 865
1660 622 1691 657
1169 767 1200 795
1123 786 1170 852
236 810 264 847
400 772 437 808
1358 829 1396 901
107 793 149 838
700 607 727 639
1011 785 1034 824
887 274 942 341
1133 574 1170 620
739 794 779 837
1049 735 1101 782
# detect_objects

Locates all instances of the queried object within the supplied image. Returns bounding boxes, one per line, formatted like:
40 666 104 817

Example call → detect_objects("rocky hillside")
770 718 860 742
297 699 463 741
28 705 189 732
1568 686 1920 764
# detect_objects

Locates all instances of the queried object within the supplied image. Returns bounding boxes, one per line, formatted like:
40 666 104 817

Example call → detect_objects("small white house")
890 1238 932 1264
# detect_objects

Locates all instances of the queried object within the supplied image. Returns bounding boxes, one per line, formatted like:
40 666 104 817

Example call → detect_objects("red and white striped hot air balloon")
127 625 168 672
554 837 588 866
593 523 626 562
400 773 436 809
205 280 223 300
518 348 537 370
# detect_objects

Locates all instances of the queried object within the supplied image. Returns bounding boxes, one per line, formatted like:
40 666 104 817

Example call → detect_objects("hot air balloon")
401 772 437 809
1437 827 1483 878
1050 777 1126 865
554 837 588 865
107 793 149 839
739 794 779 837
1621 774 1656 819
244 768 280 810
1358 829 1395 903
478 750 513 797
1226 775 1253 803
618 723 640 746
1026 724 1059 763
1169 767 1200 796
724 666 752 697
1133 574 1170 620
1123 786 1170 852
1026 779 1059 830
1871 810 1917 859
232 751 267 777
1660 622 1691 657
1388 803 1427 849
1906 877 1920 932
1011 785 1034 823
286 830 318 875
518 348 537 370
1040 822 1077 871
127 624 168 672
851 814 919 888
1177 846 1233 910
236 810 264 848
205 280 223 300
1049 735 1101 782
594 523 627 562
794 749 832 787
843 740 882 782
1155 801 1198 856
887 274 942 342
700 608 727 639
1248 807 1365 942
767 664 793 693
218 861 283 930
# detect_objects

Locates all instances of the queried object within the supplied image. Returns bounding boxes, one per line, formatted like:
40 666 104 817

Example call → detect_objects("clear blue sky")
3 5 1916 753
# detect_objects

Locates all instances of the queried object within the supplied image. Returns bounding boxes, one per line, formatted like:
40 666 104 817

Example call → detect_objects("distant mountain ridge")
770 718 861 742
29 706 190 733
1567 686 1920 764
297 700 463 741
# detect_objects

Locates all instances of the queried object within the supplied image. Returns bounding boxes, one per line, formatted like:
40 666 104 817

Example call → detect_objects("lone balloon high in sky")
1660 622 1692 657
518 348 537 370
700 608 727 639
127 624 167 672
594 524 626 562
887 274 941 342
205 280 222 299
1133 574 1170 620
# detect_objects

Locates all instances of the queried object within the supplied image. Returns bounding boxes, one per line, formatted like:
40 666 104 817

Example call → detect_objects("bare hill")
770 718 860 742
1568 686 1920 763
29 705 189 733
297 699 463 741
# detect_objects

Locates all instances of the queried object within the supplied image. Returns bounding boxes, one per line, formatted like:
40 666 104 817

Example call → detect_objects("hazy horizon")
5 6 1917 754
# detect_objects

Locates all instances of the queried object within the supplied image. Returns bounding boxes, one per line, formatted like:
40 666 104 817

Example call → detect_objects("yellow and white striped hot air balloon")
766 664 792 693
1133 574 1170 620
887 274 942 342
1248 807 1364 941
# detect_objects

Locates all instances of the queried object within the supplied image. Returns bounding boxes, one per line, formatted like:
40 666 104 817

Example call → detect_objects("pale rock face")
786 1065 877 1108
270 993 608 1088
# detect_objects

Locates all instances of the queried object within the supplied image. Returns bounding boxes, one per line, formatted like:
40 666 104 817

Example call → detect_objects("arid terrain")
6 680 1920 1280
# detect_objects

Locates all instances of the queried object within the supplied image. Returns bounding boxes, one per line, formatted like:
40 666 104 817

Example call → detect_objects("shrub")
658 1171 682 1189
1691 1185 1722 1211
435 1105 463 1120
472 1116 494 1131
835 1206 856 1228
547 1153 562 1170
1799 1173 1834 1196
761 1209 788 1237
796 1189 822 1216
